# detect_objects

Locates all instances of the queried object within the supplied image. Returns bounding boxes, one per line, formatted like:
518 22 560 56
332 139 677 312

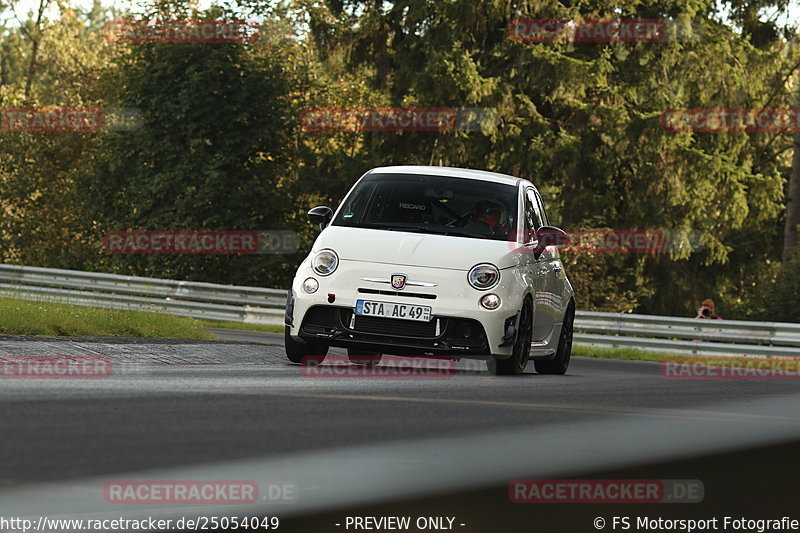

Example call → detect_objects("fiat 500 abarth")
284 165 575 375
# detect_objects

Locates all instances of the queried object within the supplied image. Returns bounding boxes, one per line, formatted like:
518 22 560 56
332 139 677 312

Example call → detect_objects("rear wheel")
488 299 532 375
284 326 328 364
534 302 574 375
347 349 383 366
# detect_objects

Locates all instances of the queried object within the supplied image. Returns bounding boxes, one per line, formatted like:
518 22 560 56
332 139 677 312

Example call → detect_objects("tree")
0 0 113 269
302 0 788 313
784 79 800 260
78 6 299 286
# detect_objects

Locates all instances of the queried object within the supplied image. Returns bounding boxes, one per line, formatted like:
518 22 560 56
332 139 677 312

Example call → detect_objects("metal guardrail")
1 263 799 357
574 312 800 357
0 264 285 306
574 311 800 345
0 264 285 324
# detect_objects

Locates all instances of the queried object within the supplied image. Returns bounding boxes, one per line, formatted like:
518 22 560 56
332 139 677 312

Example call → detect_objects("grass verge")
0 297 217 339
573 344 681 362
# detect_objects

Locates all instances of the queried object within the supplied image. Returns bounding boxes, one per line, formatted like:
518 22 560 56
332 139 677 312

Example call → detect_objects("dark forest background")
1 0 799 320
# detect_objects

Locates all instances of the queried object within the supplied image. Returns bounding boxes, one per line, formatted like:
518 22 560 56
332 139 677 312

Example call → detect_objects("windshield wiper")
384 226 493 239
351 223 437 234
382 225 440 234
440 229 492 239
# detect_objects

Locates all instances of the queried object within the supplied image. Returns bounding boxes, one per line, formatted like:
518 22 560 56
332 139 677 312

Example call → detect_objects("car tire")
488 299 532 375
284 326 328 364
534 302 574 375
347 349 383 366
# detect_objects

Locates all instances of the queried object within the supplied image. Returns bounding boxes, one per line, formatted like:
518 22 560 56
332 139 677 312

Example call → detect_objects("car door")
521 187 553 343
532 188 566 341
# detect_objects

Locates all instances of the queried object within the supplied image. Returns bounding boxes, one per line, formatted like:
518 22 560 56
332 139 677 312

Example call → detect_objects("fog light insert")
303 277 319 294
480 293 501 310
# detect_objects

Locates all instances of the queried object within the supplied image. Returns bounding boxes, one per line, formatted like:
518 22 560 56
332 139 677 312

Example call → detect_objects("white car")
284 165 575 375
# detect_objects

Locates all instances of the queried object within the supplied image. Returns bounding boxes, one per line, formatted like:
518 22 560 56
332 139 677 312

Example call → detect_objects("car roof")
366 165 523 187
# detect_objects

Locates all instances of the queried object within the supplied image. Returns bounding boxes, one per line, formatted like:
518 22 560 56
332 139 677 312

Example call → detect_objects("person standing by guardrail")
694 299 723 320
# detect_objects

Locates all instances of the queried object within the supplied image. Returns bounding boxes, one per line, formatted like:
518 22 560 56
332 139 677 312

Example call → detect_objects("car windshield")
331 173 518 241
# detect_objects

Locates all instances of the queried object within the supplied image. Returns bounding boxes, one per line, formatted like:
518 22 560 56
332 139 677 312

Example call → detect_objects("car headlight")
312 249 339 276
468 263 500 290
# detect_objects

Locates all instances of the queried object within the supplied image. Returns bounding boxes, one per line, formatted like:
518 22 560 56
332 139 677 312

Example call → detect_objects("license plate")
354 300 432 322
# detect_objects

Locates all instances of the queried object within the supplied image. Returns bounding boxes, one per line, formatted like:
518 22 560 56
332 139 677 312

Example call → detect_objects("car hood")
312 226 519 270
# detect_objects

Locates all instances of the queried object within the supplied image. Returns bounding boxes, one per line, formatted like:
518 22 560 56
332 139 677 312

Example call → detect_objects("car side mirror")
308 206 333 231
533 226 568 256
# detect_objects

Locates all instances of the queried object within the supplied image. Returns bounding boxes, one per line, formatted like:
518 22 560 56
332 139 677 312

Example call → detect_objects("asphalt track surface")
1 329 799 532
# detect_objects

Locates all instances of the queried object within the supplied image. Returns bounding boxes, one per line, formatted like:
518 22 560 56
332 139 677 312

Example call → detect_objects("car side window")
524 188 544 241
533 190 549 227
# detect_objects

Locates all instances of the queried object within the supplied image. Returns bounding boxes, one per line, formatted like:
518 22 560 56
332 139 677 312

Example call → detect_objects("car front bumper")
286 260 523 357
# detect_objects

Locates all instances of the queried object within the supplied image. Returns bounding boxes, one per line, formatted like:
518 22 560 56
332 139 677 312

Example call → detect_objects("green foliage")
0 296 217 338
734 254 800 322
572 344 684 362
78 11 300 286
762 255 800 322
0 0 796 320
302 0 792 315
0 3 112 269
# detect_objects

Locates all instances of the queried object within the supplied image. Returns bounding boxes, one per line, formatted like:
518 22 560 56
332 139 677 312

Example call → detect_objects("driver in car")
464 200 508 237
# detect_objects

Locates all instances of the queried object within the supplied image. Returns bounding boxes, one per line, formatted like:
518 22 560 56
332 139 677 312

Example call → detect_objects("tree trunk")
23 0 48 101
783 86 800 260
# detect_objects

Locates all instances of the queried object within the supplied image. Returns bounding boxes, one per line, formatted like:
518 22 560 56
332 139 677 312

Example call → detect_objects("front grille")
353 315 437 338
300 306 489 354
357 288 437 300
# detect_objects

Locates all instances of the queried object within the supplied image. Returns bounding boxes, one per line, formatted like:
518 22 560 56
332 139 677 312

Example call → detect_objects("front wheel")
284 327 328 364
534 302 574 375
488 299 533 375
